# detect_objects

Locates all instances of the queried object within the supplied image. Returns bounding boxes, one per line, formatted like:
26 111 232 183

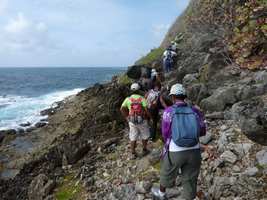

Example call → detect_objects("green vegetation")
153 161 161 171
118 74 132 86
135 47 164 65
55 174 85 200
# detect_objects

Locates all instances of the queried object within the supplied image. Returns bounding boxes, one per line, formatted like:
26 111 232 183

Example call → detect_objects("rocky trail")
45 118 266 200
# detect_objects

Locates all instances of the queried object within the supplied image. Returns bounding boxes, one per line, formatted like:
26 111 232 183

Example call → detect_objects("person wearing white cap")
120 83 151 159
152 83 207 200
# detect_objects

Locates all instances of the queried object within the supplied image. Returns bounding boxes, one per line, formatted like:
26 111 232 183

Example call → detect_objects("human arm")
161 107 172 142
159 95 168 109
120 98 129 120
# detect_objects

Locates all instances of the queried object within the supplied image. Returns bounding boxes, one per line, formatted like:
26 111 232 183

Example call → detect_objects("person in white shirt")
163 48 177 73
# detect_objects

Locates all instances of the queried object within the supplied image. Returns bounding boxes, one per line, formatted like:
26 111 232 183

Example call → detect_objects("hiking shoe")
151 187 167 200
141 149 150 157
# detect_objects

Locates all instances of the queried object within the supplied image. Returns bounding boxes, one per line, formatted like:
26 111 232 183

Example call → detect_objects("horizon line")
0 66 127 68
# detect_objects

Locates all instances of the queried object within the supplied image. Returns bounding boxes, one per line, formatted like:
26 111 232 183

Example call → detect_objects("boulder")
256 149 267 166
26 127 36 133
228 143 252 158
220 151 237 164
200 132 213 145
148 149 161 165
20 122 31 127
0 132 5 143
0 129 16 144
243 167 258 176
254 71 267 84
237 84 267 101
229 95 267 145
40 108 55 116
28 174 55 200
208 176 237 199
126 65 143 79
35 122 47 128
200 86 239 112
186 83 209 104
135 181 152 194
182 73 198 88
205 112 224 119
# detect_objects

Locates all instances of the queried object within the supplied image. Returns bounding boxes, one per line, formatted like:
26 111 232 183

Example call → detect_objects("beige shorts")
128 121 150 141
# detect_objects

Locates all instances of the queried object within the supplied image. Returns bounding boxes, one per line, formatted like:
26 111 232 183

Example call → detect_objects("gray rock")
35 122 47 128
182 73 198 88
254 71 267 84
28 174 55 200
205 111 224 119
237 84 267 101
256 150 267 166
126 65 144 79
137 157 150 173
200 132 212 145
232 165 241 173
208 176 237 199
229 96 267 145
135 181 152 194
200 86 239 112
0 129 17 144
148 149 161 165
186 83 209 104
213 158 225 169
218 132 228 153
220 151 237 164
243 167 258 176
20 122 31 127
228 143 252 158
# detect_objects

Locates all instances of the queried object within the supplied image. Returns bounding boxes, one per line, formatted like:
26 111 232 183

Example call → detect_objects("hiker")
151 68 158 80
151 83 206 200
120 83 151 159
145 81 161 141
139 68 153 92
171 41 178 52
163 48 177 73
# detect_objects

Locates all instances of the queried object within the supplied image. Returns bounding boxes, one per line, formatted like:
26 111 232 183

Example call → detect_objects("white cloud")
152 24 170 38
0 0 8 15
0 13 56 52
4 13 30 33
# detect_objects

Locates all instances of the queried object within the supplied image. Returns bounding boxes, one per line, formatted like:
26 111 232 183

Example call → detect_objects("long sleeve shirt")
161 101 206 157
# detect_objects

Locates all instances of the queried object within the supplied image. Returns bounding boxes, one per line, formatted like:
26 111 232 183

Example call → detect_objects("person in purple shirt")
152 83 206 200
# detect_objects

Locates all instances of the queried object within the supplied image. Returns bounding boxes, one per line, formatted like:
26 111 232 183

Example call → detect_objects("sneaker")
151 187 167 200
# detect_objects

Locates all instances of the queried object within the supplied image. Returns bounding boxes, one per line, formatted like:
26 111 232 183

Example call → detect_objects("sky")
0 0 190 67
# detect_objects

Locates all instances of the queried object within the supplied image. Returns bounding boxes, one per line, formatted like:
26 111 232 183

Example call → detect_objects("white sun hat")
169 83 186 96
130 83 140 91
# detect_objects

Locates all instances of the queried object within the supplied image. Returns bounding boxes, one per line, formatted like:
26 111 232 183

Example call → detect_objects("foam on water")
0 88 83 130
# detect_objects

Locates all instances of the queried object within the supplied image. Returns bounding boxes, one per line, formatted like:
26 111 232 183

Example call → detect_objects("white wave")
0 88 83 131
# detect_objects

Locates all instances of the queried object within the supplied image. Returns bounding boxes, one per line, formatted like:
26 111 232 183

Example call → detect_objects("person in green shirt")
120 83 151 159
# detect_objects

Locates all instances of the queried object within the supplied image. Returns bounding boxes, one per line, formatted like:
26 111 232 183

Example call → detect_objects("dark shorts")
160 149 201 200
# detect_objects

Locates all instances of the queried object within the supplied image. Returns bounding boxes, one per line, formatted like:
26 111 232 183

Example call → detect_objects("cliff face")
151 0 267 145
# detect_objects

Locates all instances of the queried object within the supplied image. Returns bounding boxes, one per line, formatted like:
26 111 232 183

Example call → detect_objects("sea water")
0 67 125 130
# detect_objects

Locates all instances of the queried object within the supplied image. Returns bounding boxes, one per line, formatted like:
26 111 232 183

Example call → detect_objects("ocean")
0 67 125 131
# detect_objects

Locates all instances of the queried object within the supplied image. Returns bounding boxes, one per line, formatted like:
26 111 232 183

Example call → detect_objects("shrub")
135 47 164 65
